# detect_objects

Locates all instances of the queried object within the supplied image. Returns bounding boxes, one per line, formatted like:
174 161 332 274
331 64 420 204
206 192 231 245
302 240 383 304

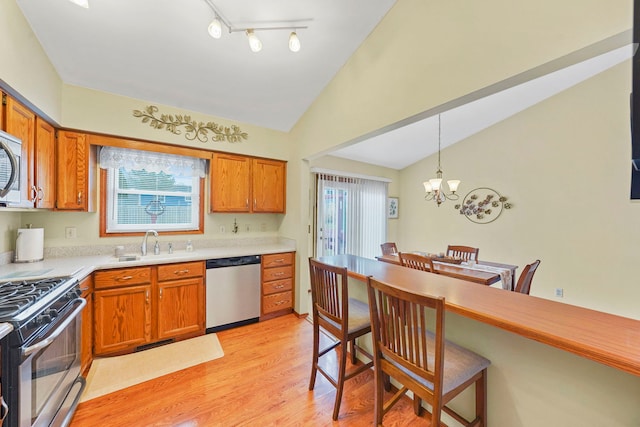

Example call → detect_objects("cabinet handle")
160 288 163 299
274 272 285 277
174 269 189 275
273 258 285 264
116 275 133 281
77 191 82 204
274 284 284 289
254 198 257 209
275 300 285 306
30 185 37 202
146 290 150 303
246 199 249 208
37 187 44 202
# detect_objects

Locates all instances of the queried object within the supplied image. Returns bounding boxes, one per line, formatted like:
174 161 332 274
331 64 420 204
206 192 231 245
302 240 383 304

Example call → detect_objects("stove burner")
0 277 69 319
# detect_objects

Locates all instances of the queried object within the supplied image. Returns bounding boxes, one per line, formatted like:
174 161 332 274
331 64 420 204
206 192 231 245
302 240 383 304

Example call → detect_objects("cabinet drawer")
157 261 204 282
262 278 292 295
262 265 292 282
95 267 152 289
262 291 292 314
262 252 293 268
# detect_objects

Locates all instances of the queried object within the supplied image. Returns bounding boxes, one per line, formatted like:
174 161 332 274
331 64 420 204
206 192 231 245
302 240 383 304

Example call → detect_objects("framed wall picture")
387 197 399 219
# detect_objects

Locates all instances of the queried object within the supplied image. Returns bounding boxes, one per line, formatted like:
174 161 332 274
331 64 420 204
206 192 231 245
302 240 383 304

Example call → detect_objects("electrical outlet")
65 226 77 239
219 225 225 233
555 288 564 298
245 224 251 232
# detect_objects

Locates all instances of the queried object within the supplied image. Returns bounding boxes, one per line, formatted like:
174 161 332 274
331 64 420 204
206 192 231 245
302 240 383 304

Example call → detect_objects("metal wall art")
454 187 512 224
133 105 249 143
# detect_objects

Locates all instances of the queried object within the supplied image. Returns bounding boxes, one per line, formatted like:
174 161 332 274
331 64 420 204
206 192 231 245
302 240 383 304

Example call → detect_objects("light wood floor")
70 314 431 426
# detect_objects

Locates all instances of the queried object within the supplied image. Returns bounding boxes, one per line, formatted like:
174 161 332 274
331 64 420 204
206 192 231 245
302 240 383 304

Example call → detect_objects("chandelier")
204 0 307 53
423 114 460 207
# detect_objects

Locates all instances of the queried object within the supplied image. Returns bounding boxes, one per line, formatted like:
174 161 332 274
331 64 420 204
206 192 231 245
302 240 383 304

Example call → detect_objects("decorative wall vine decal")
454 187 512 224
132 105 249 143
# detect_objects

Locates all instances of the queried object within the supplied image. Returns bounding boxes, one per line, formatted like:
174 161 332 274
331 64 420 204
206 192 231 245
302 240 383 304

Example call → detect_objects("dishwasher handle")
206 255 261 269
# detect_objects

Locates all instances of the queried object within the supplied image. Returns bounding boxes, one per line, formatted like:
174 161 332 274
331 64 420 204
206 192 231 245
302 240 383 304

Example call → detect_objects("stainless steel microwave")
0 129 21 206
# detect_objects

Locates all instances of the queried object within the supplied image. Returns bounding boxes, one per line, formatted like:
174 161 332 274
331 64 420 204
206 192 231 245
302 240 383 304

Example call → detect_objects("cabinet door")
56 131 88 210
210 153 251 212
34 118 56 208
5 96 35 207
79 275 93 375
94 284 152 355
252 158 286 213
157 278 204 340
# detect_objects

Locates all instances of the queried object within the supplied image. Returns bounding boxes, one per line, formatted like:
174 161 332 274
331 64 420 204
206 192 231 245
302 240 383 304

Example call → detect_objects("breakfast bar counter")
319 254 640 377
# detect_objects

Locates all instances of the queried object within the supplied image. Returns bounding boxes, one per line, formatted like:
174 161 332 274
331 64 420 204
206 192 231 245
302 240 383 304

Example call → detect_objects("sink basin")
118 255 140 262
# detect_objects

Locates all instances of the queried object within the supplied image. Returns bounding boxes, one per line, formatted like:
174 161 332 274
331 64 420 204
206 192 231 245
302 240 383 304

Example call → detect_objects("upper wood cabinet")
5 96 36 207
56 130 95 211
4 95 56 209
210 153 286 213
34 118 56 208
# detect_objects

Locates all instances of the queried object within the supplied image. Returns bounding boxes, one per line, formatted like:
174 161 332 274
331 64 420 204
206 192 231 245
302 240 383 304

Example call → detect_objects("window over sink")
99 147 206 235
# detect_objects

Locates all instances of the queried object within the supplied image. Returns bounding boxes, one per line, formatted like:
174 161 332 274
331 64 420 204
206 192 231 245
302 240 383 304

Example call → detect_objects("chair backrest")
446 245 479 261
514 260 541 295
367 276 445 397
308 258 349 335
398 252 437 273
380 242 398 255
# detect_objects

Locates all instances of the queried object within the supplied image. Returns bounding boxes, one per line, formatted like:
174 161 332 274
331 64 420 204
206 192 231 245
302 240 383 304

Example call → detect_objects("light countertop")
0 240 296 282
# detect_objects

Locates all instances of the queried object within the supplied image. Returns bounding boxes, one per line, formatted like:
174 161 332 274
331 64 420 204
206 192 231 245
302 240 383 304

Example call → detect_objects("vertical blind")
315 172 388 259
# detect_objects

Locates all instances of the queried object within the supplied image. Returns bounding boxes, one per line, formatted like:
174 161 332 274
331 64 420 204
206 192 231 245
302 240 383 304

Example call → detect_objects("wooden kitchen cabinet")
93 267 153 355
79 275 94 375
5 96 36 207
34 118 56 208
210 152 286 213
56 130 96 211
157 261 205 340
93 262 205 356
261 252 295 320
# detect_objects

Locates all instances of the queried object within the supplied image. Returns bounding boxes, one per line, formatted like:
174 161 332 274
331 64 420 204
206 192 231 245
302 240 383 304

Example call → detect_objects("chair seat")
392 331 490 396
318 298 371 334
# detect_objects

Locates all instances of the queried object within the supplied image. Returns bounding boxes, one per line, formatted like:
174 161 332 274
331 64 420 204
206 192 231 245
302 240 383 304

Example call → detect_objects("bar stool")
367 275 490 426
308 258 373 420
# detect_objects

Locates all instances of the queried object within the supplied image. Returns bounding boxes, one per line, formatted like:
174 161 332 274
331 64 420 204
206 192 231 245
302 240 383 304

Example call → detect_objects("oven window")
29 319 79 424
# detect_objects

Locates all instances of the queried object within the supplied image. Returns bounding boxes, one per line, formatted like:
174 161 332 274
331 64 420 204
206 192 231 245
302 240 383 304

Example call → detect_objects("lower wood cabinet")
79 275 93 375
261 252 295 320
93 261 204 356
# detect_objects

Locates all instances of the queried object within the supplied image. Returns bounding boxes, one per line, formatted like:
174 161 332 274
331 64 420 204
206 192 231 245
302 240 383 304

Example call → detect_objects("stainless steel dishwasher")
206 255 261 332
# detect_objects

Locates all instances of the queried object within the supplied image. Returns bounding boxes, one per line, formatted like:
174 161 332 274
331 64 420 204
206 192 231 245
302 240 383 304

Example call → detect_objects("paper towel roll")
15 228 44 263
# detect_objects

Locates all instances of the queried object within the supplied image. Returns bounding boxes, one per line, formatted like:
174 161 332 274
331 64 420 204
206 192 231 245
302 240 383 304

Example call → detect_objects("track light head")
289 32 301 52
246 29 262 53
208 17 222 39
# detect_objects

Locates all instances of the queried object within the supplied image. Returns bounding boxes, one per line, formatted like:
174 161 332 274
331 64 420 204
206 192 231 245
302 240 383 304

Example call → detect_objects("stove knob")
39 314 52 324
47 309 59 318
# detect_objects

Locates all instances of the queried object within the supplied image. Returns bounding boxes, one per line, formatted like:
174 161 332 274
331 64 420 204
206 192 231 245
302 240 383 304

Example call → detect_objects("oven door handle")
0 139 18 198
22 298 86 358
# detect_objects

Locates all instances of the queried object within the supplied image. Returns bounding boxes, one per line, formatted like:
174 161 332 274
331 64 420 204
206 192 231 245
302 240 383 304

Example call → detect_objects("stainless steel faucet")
141 230 158 256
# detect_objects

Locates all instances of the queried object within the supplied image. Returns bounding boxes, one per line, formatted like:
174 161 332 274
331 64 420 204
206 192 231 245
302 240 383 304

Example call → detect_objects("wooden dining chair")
366 276 490 427
514 259 541 295
380 242 398 255
308 258 374 420
446 245 479 262
398 252 438 274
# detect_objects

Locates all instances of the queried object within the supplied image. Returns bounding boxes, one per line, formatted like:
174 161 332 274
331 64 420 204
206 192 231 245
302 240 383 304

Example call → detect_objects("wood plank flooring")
70 314 431 426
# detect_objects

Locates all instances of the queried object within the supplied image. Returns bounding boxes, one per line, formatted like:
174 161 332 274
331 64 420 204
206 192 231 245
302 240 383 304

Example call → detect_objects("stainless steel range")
0 276 86 427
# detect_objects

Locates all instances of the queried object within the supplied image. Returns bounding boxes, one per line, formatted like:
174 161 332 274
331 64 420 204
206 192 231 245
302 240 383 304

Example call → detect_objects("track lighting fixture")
289 32 301 52
204 0 307 53
207 16 222 39
246 29 262 53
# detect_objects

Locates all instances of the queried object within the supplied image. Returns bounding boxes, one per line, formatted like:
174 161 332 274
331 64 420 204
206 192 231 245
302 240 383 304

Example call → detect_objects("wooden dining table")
376 253 518 289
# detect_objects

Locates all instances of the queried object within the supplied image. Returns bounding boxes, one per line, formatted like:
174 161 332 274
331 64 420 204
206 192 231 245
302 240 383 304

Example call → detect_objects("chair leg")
476 369 487 427
332 337 349 420
308 321 320 391
350 338 357 364
373 364 384 426
413 396 422 416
